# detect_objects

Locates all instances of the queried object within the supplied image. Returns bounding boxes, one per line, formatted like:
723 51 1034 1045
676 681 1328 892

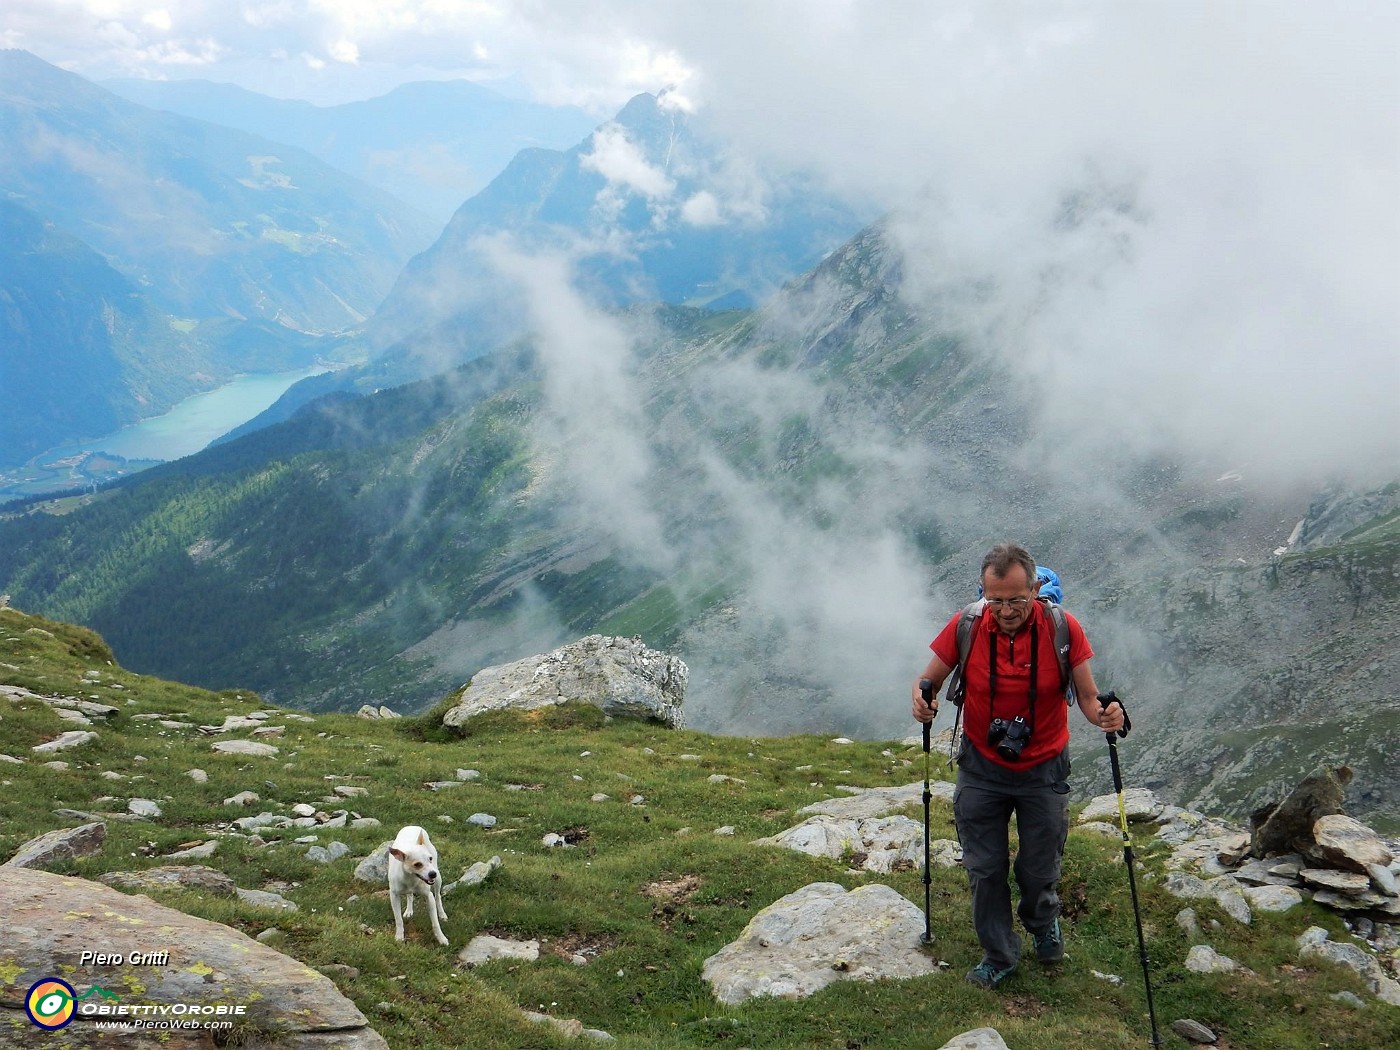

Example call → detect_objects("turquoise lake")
56 367 330 463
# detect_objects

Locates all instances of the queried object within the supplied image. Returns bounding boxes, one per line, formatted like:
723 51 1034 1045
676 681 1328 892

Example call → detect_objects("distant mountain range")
102 76 599 222
0 49 437 331
372 92 869 350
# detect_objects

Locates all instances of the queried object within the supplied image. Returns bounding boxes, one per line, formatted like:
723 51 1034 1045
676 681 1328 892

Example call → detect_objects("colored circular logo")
25 978 77 1030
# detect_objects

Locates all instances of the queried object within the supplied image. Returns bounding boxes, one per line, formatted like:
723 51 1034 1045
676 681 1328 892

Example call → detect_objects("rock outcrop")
0 868 387 1048
700 882 940 1004
442 635 687 730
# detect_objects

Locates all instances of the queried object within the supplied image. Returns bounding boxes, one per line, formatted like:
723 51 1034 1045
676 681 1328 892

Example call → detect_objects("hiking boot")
1033 918 1064 963
965 960 1017 990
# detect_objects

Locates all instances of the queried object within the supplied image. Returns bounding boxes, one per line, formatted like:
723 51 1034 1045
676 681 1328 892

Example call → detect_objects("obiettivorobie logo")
24 978 118 1030
23 977 246 1031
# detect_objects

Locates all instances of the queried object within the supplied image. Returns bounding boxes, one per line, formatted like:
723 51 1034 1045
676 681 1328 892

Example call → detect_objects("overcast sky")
7 1 1398 481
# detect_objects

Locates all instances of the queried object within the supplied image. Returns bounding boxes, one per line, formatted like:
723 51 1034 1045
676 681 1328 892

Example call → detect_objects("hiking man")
911 542 1125 989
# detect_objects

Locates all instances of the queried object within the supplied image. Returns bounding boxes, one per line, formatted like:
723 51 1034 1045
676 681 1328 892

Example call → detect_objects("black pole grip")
1098 689 1131 739
919 679 934 752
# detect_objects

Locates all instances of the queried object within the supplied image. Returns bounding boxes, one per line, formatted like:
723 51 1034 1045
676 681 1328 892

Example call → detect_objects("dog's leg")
403 890 415 919
390 887 406 942
426 882 449 946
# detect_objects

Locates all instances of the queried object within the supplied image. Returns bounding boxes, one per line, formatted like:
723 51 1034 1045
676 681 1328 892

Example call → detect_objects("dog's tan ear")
389 847 406 861
416 829 428 846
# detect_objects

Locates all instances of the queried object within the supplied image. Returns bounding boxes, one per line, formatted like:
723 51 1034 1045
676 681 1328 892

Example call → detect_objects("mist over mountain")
1 210 1394 831
366 91 871 376
0 49 437 332
101 76 598 221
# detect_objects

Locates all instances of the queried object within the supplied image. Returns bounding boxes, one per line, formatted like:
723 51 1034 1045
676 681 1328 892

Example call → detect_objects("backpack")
945 565 1074 709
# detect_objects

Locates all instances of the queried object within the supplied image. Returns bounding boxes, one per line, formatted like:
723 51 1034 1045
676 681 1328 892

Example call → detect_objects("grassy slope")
1 607 1396 1050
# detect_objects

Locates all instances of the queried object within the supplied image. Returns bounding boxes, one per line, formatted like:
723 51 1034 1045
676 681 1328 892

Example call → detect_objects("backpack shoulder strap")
945 599 984 708
1042 600 1075 703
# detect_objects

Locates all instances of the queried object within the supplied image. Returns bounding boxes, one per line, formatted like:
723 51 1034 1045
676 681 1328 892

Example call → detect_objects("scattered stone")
1367 862 1398 897
445 856 503 895
468 813 497 828
458 934 541 967
1298 929 1400 1005
1216 887 1252 925
186 768 209 783
292 802 318 817
307 841 350 864
126 798 162 818
2 822 106 869
236 887 299 911
1079 787 1164 824
165 840 218 860
933 1031 1008 1050
1091 970 1124 986
334 784 369 797
456 768 481 780
800 781 953 820
1171 1018 1218 1044
1176 908 1200 936
31 730 98 753
98 864 236 897
1241 885 1303 913
224 790 260 806
354 842 394 884
211 739 279 757
1185 945 1241 974
199 714 266 734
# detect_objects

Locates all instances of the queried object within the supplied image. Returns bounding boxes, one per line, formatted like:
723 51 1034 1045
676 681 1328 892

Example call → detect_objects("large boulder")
442 635 687 730
700 882 939 1004
3 823 107 869
0 867 387 1048
1250 766 1351 858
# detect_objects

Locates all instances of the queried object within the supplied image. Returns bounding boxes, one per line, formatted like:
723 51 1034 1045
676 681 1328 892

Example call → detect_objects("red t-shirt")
931 600 1093 769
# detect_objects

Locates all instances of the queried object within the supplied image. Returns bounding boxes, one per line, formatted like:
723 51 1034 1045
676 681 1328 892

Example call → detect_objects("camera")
988 715 1032 761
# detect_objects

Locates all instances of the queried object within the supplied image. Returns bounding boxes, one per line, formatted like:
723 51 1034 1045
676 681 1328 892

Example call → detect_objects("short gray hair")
981 542 1036 586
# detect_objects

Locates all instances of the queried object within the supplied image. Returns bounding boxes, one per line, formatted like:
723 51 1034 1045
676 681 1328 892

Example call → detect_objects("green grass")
1 606 1397 1049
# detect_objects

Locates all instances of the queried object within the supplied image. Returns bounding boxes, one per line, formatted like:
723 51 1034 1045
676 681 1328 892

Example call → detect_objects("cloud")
482 235 675 572
680 190 721 227
580 124 675 200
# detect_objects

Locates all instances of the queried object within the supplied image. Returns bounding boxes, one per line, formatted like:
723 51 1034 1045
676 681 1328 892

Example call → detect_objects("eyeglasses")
984 597 1031 610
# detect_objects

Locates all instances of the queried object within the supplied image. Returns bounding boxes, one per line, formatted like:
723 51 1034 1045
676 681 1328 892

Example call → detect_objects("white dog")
387 825 449 946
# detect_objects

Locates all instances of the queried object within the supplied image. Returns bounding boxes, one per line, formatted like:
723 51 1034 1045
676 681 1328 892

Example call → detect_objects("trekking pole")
918 678 934 944
1099 691 1162 1048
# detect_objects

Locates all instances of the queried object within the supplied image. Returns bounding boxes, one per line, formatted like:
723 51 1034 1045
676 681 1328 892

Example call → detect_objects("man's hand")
911 679 937 724
1096 696 1126 733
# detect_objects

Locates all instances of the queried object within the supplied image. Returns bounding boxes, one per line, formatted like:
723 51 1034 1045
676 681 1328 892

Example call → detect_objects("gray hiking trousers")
952 744 1071 969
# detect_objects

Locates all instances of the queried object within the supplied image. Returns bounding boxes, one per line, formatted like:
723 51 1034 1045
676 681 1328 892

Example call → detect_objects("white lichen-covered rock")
701 882 939 1004
442 635 687 729
934 1031 1011 1050
1298 928 1400 1005
0 867 386 1046
1078 788 1165 824
753 814 959 874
